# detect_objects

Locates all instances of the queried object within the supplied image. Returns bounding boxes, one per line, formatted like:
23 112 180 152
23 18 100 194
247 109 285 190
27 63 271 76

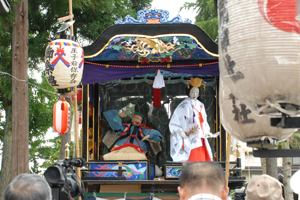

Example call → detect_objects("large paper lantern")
53 99 71 135
219 78 295 147
218 0 300 115
44 38 84 90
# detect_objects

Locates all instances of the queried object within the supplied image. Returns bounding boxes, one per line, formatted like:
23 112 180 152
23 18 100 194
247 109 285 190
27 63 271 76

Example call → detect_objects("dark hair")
179 162 226 191
3 173 52 200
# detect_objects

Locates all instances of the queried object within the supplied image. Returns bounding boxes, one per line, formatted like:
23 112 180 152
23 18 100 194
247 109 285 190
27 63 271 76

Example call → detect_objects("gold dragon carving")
123 37 178 57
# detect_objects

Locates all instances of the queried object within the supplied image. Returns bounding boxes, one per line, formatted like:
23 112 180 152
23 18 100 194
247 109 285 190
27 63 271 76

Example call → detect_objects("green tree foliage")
0 0 152 175
73 0 152 41
31 136 75 172
0 2 17 162
28 0 152 46
28 74 58 173
279 132 300 150
182 0 218 42
289 132 300 149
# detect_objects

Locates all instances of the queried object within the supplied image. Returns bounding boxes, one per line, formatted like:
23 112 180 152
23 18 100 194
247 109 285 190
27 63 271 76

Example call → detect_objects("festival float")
77 9 245 199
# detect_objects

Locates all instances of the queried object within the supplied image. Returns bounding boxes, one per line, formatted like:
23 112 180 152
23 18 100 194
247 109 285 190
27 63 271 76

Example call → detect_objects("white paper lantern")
44 38 84 89
290 169 300 195
219 78 295 147
219 0 300 116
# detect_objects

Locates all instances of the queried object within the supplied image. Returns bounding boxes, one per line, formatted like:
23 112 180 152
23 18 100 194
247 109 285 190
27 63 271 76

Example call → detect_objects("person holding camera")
178 162 229 200
3 173 52 200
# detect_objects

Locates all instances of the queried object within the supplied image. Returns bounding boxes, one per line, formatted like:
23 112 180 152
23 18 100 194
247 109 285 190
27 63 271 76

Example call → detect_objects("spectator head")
178 162 229 200
3 173 52 200
246 174 284 200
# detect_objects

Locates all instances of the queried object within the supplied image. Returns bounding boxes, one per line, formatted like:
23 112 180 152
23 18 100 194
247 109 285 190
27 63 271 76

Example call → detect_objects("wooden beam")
59 91 76 99
57 14 74 22
270 117 300 128
225 133 231 187
253 149 300 157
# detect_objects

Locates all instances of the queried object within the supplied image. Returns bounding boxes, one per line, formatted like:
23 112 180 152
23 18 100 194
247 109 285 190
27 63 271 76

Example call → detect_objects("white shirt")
188 194 222 200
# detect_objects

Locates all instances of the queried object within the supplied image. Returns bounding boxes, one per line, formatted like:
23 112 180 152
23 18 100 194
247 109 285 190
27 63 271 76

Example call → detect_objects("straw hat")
245 174 284 200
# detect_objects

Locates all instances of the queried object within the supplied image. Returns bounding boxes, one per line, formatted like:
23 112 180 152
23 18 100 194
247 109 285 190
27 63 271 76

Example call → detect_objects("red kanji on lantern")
53 99 71 135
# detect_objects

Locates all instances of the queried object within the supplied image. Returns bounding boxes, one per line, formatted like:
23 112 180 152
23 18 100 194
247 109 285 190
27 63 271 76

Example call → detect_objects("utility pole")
11 0 29 177
266 157 278 178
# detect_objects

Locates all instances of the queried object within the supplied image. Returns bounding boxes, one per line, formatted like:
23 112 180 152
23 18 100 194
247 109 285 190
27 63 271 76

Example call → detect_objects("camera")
234 184 247 200
44 158 86 200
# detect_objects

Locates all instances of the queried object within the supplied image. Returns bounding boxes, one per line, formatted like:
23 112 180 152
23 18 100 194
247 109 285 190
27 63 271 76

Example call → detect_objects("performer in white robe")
169 77 213 162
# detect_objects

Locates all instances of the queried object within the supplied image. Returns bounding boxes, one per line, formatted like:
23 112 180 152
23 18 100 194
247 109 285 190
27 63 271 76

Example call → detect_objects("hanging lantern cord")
59 90 77 100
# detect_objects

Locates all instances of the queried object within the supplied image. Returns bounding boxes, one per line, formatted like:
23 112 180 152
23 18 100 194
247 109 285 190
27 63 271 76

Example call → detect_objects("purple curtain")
81 63 219 85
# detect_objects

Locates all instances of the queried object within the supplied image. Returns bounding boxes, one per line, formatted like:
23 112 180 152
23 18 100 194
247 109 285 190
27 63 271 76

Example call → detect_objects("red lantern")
78 110 82 124
53 99 71 135
71 87 82 103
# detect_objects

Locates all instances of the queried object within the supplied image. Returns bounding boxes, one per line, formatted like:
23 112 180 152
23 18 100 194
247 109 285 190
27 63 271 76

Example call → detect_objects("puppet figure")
102 110 163 160
169 77 213 162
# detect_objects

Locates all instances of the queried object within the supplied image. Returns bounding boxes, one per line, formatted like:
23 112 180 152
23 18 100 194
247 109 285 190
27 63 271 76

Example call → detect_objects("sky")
151 0 197 23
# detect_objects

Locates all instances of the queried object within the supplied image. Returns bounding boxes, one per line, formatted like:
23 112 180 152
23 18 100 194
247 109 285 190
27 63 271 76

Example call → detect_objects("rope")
0 70 59 96
84 61 219 68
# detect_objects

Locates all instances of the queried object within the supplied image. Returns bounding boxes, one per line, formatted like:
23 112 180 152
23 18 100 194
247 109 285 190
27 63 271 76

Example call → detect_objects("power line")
0 70 59 96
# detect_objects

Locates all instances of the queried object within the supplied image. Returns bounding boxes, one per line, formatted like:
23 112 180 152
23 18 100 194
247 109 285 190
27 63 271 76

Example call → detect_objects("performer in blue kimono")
102 110 163 160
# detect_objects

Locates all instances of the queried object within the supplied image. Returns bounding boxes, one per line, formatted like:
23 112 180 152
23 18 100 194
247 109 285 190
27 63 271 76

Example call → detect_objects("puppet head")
189 86 199 99
131 112 144 126
186 77 204 99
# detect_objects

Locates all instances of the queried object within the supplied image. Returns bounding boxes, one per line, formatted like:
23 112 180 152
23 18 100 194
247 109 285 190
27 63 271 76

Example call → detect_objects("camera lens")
47 168 59 179
44 166 64 185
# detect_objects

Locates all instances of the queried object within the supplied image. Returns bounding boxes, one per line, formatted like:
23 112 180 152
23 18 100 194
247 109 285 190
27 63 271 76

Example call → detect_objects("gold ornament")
187 77 205 89
189 125 200 133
